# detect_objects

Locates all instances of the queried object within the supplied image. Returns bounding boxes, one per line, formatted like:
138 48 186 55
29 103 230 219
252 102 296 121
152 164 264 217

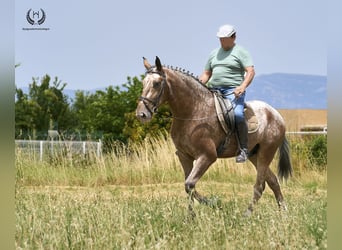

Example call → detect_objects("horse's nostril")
139 112 147 118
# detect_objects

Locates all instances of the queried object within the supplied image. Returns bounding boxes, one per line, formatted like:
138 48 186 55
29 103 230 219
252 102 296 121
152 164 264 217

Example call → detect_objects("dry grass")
15 134 327 249
278 109 327 131
16 182 327 249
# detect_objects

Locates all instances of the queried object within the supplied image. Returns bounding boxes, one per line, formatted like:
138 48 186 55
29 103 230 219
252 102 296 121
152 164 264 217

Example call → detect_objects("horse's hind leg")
265 168 287 211
247 146 277 214
246 169 266 215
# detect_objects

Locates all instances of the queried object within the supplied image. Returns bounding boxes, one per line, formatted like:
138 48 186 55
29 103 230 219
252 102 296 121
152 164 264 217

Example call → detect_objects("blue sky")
15 0 326 90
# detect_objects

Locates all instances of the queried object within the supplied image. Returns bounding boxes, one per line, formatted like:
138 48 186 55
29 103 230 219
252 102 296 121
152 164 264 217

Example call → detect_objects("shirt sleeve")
204 59 212 71
204 49 217 71
239 47 254 68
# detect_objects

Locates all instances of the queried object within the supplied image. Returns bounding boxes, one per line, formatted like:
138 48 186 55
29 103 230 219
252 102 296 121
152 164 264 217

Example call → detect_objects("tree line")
15 74 172 147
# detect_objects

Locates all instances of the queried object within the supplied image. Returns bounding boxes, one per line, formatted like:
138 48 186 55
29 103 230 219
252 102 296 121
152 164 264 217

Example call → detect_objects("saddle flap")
213 92 234 134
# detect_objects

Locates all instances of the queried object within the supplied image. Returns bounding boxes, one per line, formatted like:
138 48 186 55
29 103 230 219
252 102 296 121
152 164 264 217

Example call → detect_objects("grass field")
15 135 327 249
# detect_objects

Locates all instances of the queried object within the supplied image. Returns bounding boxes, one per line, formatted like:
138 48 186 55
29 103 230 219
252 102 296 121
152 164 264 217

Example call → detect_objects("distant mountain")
17 73 327 109
247 73 326 109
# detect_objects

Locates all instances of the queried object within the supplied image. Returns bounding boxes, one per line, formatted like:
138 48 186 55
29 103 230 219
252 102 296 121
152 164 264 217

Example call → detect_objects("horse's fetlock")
185 182 195 193
278 200 288 211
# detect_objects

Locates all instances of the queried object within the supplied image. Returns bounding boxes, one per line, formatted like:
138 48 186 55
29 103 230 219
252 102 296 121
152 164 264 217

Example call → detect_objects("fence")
286 131 327 135
15 140 102 161
15 130 326 162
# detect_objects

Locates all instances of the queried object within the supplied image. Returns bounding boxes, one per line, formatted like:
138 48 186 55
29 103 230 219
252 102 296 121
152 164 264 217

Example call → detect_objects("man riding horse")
137 56 291 215
199 24 255 163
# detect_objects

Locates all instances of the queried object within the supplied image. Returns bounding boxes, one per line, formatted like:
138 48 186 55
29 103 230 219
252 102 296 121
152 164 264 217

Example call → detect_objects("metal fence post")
40 141 43 161
82 142 86 155
97 140 102 157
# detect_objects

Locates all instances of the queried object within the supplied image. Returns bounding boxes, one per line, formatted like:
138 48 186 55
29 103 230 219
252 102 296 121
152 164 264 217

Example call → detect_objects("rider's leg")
217 87 248 162
234 92 248 162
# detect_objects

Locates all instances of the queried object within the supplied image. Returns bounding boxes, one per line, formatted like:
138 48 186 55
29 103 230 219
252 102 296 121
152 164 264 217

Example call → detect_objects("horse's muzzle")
136 111 152 123
136 102 153 123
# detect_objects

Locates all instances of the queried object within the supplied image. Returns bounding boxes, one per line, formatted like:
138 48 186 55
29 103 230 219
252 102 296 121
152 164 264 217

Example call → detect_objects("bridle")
139 67 166 114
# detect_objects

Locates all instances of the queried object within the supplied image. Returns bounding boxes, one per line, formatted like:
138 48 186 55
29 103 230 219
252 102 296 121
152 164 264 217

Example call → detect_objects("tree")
70 75 172 145
15 73 173 144
71 76 144 144
15 88 35 138
15 75 73 139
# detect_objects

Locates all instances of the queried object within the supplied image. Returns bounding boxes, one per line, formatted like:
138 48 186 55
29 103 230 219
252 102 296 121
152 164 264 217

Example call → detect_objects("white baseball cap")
216 24 236 38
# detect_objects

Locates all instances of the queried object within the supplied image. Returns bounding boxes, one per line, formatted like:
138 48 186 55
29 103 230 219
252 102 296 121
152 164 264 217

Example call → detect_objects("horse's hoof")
278 201 288 212
207 196 222 209
187 209 196 221
244 208 253 217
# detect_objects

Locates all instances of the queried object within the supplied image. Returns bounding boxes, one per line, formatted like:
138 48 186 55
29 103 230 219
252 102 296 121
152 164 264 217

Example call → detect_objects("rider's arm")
234 66 255 97
199 70 212 85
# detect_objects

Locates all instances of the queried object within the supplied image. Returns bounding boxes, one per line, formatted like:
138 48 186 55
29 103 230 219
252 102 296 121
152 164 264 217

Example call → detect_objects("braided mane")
163 65 209 90
165 65 199 80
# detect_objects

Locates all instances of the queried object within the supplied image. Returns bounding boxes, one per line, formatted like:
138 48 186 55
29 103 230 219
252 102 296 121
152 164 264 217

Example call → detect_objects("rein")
171 89 237 121
140 66 238 122
172 113 222 121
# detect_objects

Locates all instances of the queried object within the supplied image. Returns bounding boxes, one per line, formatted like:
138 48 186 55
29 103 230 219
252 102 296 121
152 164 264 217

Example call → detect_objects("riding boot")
236 120 249 163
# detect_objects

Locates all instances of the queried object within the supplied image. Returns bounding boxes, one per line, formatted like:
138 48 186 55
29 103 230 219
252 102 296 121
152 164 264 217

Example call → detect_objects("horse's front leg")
176 150 196 216
177 148 217 211
177 150 216 204
184 154 216 203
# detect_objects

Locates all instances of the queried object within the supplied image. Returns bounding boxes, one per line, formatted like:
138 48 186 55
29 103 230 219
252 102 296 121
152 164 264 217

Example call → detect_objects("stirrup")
236 149 248 163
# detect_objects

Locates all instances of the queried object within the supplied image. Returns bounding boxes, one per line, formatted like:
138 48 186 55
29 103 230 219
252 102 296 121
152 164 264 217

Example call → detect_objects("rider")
199 24 255 163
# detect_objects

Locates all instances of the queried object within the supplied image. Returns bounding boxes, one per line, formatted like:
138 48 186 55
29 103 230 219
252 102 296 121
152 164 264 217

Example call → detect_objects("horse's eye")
153 81 161 89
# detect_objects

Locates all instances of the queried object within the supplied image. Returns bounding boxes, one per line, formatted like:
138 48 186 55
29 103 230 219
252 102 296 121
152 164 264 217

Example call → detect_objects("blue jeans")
212 87 246 124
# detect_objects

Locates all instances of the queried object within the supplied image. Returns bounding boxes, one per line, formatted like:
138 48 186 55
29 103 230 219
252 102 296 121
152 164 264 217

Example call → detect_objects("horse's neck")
165 70 212 118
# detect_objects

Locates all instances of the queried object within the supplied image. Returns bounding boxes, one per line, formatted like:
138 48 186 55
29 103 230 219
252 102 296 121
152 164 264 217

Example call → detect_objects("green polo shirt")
205 44 253 88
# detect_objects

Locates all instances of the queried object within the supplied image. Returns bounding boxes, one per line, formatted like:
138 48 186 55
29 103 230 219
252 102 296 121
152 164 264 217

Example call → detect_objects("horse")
136 56 292 215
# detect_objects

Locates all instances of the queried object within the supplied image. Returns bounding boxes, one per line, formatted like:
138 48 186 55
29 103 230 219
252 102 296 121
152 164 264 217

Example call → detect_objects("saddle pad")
214 94 259 134
244 103 259 134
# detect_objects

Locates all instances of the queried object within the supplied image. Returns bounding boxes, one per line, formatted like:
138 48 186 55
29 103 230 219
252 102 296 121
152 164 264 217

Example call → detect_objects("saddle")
212 91 259 135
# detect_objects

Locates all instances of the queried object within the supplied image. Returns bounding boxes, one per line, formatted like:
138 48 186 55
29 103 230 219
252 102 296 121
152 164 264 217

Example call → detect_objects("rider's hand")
234 86 246 98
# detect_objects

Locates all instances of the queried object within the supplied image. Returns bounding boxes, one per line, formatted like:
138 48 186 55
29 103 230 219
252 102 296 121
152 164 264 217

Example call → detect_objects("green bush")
289 135 327 173
307 135 327 170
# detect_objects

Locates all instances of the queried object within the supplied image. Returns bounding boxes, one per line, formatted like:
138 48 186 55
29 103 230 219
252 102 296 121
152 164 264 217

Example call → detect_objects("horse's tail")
277 137 293 181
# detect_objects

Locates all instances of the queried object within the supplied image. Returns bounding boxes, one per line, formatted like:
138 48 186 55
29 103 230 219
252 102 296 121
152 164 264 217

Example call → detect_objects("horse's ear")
143 57 152 70
155 56 163 72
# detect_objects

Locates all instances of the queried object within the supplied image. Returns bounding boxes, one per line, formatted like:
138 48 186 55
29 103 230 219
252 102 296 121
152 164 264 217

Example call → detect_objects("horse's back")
246 100 286 137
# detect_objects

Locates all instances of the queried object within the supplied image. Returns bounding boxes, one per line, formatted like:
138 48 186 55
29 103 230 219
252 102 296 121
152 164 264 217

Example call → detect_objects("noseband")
139 67 166 114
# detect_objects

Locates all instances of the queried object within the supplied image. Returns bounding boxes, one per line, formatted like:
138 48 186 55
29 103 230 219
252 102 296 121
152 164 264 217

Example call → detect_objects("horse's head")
136 56 166 123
